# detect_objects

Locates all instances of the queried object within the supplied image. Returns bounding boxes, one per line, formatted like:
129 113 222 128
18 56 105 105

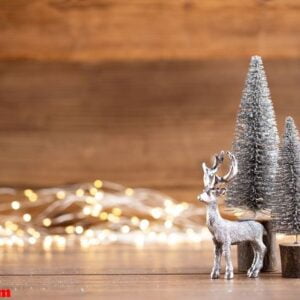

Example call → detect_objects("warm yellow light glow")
134 234 145 247
139 219 150 231
56 236 66 248
16 229 24 236
5 221 18 231
27 228 40 239
76 189 84 197
65 225 75 234
1 180 206 247
108 214 120 223
164 220 173 229
11 201 21 210
131 216 139 226
148 231 157 239
80 237 90 248
125 188 134 196
85 196 95 205
121 225 130 234
28 193 38 202
43 236 53 250
94 179 103 189
83 206 92 215
24 189 33 197
112 207 122 216
151 208 162 219
75 225 84 234
85 229 94 238
95 191 104 200
89 187 98 196
23 213 31 222
28 237 36 245
91 204 103 217
186 228 194 235
100 212 108 221
164 199 173 207
181 202 189 209
43 218 52 227
56 191 66 200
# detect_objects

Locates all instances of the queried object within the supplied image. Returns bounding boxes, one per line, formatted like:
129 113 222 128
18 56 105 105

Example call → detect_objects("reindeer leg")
247 242 258 277
223 243 234 279
211 240 222 279
248 239 266 278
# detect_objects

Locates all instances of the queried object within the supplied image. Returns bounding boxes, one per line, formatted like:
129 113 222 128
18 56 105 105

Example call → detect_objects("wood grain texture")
0 59 300 201
0 0 300 61
279 243 300 278
237 221 278 272
0 243 298 300
0 244 213 275
2 273 300 300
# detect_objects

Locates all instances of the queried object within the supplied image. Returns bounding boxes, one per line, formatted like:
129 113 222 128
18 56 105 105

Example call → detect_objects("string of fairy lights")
0 180 210 250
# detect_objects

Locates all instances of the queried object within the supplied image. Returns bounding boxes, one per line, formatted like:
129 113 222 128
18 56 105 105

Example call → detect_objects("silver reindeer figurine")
198 151 266 279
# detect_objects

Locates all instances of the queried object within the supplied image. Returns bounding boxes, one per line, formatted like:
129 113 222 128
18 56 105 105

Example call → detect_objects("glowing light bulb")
89 187 98 196
23 214 31 222
151 208 162 219
131 216 139 226
42 218 52 227
164 199 173 207
135 234 145 248
94 179 103 188
121 225 130 234
11 201 21 210
85 229 94 238
56 191 66 200
75 226 84 234
86 196 95 205
164 220 173 229
24 189 33 197
28 193 38 202
100 212 108 221
139 219 150 231
125 188 134 196
65 225 75 234
28 237 36 245
76 189 84 197
112 207 122 216
108 214 119 223
83 206 92 215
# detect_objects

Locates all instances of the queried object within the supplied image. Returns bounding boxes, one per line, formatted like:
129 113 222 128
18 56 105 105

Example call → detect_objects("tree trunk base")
237 220 277 272
280 243 300 278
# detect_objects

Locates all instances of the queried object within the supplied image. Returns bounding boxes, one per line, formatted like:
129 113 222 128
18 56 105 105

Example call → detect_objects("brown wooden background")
0 0 300 202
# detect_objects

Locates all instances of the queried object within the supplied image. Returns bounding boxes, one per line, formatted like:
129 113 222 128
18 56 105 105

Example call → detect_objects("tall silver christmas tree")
272 117 300 243
226 56 279 212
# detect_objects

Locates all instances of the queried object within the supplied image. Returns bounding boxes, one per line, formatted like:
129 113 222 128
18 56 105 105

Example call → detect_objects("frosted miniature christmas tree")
226 56 279 212
272 117 300 243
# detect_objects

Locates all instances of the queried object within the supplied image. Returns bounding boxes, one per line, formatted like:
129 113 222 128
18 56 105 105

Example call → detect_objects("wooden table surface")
0 242 299 300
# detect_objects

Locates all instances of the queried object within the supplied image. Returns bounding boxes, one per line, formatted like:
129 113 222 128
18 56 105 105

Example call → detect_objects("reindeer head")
197 151 237 204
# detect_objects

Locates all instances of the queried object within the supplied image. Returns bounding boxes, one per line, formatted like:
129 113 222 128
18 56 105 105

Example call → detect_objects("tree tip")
285 116 294 124
285 116 297 133
250 55 263 65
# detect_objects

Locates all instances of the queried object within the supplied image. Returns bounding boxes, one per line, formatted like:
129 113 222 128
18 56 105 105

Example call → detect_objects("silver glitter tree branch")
226 55 279 212
272 117 300 243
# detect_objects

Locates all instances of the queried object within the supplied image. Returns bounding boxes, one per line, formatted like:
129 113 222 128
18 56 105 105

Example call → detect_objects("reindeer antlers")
202 151 238 191
218 151 238 183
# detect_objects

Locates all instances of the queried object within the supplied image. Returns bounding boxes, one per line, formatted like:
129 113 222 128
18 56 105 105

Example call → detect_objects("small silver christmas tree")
226 56 279 212
272 117 300 243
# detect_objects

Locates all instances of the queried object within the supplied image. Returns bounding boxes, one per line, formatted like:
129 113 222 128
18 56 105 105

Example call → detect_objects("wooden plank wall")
0 1 300 201
0 0 300 61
